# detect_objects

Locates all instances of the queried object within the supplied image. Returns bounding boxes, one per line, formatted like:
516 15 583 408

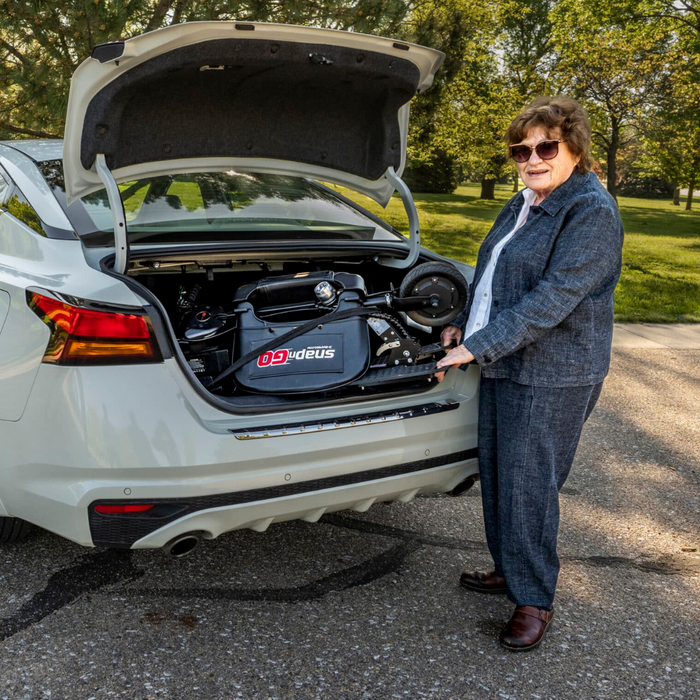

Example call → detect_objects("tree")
550 0 673 200
431 58 520 199
499 0 555 97
498 0 556 191
631 1 700 43
399 0 499 194
612 1 700 208
0 1 145 138
635 1 700 209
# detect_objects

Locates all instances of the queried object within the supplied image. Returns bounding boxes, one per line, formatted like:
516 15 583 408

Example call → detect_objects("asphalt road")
1 348 698 700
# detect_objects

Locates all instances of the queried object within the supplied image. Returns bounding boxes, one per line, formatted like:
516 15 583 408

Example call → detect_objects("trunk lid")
63 22 443 207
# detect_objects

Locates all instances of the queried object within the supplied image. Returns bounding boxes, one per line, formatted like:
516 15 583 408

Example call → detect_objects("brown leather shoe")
500 606 554 651
459 570 508 594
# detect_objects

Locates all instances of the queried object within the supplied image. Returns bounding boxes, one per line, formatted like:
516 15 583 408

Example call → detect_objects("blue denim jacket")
454 171 624 387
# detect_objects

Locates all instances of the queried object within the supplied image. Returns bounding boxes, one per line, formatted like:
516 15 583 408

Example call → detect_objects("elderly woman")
436 96 624 651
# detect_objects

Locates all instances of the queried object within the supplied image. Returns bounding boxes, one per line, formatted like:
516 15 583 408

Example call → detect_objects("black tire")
0 517 33 544
399 262 469 327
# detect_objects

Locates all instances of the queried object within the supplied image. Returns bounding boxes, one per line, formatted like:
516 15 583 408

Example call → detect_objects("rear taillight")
28 291 163 365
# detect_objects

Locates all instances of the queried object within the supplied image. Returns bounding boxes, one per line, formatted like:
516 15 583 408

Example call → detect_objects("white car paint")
0 143 73 230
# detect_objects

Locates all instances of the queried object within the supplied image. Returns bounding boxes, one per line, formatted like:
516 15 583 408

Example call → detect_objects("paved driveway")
1 348 698 700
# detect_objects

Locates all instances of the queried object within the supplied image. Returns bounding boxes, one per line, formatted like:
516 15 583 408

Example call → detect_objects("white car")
0 22 479 555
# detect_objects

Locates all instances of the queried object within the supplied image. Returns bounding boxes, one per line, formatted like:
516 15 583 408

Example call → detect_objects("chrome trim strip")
230 400 459 439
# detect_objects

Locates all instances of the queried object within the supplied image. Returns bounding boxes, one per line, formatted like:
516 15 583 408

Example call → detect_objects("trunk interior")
125 249 462 411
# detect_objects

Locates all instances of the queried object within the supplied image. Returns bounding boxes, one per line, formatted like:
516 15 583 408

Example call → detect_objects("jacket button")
493 300 500 307
483 356 492 363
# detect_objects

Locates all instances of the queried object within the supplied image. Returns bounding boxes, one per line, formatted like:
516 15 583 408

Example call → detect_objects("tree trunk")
512 172 519 192
686 180 695 211
672 184 680 206
145 0 175 32
606 117 619 202
480 177 496 199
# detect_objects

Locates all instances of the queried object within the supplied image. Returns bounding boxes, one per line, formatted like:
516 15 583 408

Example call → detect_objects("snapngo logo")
257 345 336 368
257 349 290 367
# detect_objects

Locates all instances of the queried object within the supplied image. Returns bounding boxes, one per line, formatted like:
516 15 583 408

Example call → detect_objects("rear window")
39 161 400 246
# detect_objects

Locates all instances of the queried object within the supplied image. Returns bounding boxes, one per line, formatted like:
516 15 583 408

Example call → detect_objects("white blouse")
463 188 537 342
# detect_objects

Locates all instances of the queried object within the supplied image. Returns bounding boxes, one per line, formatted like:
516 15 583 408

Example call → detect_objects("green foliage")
550 0 674 199
431 68 520 183
402 147 460 193
498 0 555 97
401 0 503 194
0 1 149 138
638 5 700 207
616 172 674 199
419 2 523 198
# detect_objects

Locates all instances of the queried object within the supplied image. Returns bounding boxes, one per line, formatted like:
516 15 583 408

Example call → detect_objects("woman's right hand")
440 325 462 347
436 325 464 383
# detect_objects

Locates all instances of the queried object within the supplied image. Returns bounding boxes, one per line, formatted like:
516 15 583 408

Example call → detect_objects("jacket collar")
507 185 537 214
536 170 588 216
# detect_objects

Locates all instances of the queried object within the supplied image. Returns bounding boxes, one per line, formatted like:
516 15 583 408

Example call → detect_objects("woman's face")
514 127 580 203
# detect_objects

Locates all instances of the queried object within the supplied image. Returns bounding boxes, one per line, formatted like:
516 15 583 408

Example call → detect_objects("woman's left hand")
435 345 475 382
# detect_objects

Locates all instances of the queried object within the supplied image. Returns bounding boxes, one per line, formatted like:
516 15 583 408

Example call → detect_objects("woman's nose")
528 148 543 164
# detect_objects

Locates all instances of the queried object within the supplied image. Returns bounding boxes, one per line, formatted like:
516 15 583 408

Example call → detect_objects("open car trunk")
123 247 468 410
62 23 455 412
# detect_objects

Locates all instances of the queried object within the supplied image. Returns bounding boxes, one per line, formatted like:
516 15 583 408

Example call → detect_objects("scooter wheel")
398 262 469 327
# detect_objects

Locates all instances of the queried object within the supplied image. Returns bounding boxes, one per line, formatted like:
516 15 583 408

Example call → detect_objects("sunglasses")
509 139 566 163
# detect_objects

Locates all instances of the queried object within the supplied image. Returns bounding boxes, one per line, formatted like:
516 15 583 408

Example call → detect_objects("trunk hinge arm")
381 167 420 269
95 154 128 274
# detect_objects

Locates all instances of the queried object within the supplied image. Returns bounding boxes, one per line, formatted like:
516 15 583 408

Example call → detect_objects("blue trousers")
478 377 603 608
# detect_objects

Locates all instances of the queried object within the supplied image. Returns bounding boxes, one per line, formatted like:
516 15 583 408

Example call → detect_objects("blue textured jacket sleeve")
463 202 622 366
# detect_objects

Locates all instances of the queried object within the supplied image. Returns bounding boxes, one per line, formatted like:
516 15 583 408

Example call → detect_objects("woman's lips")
527 169 548 176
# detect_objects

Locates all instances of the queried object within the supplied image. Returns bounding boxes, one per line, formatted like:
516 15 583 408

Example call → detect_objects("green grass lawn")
333 183 700 324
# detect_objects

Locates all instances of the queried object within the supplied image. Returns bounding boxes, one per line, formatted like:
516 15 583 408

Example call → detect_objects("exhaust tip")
163 533 200 558
450 474 479 497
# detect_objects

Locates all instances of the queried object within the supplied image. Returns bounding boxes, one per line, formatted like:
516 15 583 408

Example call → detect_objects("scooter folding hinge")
94 154 129 274
381 166 421 269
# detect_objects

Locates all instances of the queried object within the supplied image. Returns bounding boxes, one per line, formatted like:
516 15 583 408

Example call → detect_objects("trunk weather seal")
108 239 414 261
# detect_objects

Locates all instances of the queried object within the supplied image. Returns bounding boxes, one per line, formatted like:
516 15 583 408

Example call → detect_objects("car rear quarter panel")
0 213 152 423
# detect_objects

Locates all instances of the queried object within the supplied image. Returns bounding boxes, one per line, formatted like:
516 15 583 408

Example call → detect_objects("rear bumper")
1 360 479 547
92 450 477 548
